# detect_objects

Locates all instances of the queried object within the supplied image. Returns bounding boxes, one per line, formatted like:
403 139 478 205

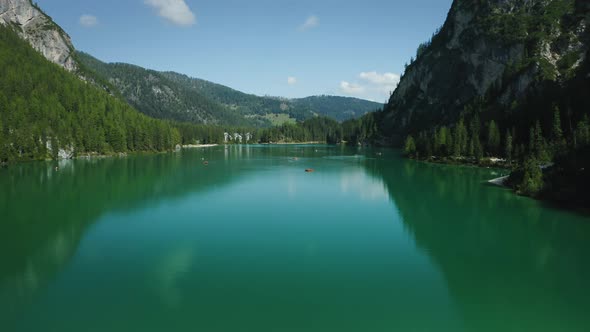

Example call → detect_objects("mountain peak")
383 0 588 141
0 0 77 71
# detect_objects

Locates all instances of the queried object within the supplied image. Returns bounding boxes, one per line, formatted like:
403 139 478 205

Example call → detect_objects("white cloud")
298 15 319 31
359 71 400 86
287 77 297 85
145 0 196 27
339 81 365 95
339 71 400 101
79 15 98 27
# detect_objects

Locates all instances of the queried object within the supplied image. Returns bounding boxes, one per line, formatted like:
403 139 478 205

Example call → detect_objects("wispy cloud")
79 14 98 27
298 15 319 31
339 71 400 101
339 81 365 95
145 0 196 27
359 71 400 86
287 77 297 85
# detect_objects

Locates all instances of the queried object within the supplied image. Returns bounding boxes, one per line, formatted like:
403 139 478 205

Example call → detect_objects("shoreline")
407 154 588 215
260 141 324 145
182 144 219 148
409 155 512 169
488 175 510 187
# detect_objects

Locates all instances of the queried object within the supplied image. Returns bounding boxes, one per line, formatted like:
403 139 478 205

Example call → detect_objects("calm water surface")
1 145 589 332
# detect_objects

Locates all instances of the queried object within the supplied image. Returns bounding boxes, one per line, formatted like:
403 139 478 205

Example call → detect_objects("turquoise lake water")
1 145 589 331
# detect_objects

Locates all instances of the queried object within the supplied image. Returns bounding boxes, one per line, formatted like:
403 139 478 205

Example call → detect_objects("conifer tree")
487 120 501 156
453 118 468 157
529 126 536 155
505 130 513 164
469 115 482 160
534 120 549 162
520 156 543 196
575 114 589 147
551 108 566 156
404 135 417 157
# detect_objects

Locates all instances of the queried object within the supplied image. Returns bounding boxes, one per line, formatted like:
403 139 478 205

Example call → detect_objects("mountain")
0 0 77 71
77 53 382 126
0 13 183 162
76 53 250 126
376 0 590 206
292 95 382 122
159 71 383 122
383 0 589 142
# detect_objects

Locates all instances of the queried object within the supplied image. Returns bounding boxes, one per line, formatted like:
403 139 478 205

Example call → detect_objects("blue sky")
39 0 453 102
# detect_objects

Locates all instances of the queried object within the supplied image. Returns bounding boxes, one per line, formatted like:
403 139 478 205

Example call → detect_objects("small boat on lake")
305 168 314 173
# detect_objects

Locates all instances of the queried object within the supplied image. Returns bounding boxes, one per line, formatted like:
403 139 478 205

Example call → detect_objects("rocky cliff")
383 0 589 141
0 0 77 71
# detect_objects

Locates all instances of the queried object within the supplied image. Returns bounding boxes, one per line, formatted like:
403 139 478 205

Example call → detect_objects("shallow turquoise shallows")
1 145 589 332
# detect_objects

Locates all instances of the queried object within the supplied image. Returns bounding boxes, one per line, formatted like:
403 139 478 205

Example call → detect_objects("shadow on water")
362 150 590 332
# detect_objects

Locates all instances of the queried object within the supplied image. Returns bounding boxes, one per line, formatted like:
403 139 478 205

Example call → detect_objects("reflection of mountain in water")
0 146 265 321
0 144 367 321
363 153 590 332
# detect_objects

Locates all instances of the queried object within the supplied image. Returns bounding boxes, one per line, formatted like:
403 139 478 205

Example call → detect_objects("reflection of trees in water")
363 155 590 332
0 147 258 321
0 144 365 321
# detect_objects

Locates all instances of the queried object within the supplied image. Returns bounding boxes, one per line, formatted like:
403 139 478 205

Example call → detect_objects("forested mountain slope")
383 0 589 143
161 72 383 122
78 53 382 126
0 25 181 163
76 53 251 126
378 0 589 206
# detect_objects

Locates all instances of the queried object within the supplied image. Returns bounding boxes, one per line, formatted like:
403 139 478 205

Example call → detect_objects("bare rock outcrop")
0 0 77 71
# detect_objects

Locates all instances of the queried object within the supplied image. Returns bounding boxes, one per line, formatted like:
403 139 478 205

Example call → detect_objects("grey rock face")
0 0 77 71
383 0 588 140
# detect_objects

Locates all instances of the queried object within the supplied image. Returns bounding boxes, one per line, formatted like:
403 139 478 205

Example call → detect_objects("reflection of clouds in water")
340 171 388 201
287 174 297 198
0 230 76 306
153 247 195 307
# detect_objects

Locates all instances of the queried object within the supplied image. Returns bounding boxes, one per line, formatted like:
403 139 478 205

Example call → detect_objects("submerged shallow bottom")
1 145 589 332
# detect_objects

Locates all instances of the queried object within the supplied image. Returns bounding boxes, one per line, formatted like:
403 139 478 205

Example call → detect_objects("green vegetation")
258 117 343 144
0 25 184 163
78 53 382 126
519 156 544 196
376 0 590 208
402 104 589 202
162 72 383 122
249 111 384 145
75 53 250 126
261 113 297 126
481 0 577 46
0 24 379 161
403 135 416 156
293 95 381 121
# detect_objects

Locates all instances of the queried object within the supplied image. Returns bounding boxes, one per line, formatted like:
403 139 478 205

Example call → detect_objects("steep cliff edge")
383 0 589 142
0 0 77 71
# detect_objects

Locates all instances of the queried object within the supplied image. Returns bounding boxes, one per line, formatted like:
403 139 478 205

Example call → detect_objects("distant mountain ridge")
78 52 382 127
0 0 381 128
76 53 248 126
